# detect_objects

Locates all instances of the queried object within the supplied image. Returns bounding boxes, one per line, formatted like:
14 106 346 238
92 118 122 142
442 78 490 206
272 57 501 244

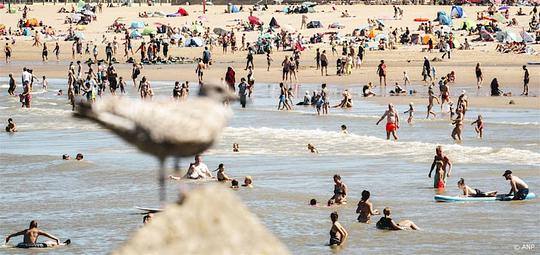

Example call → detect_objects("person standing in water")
328 212 348 246
356 190 380 223
428 146 452 187
403 102 414 124
471 115 484 138
426 83 440 119
451 108 464 141
503 170 530 200
328 174 347 205
5 220 68 248
376 104 399 140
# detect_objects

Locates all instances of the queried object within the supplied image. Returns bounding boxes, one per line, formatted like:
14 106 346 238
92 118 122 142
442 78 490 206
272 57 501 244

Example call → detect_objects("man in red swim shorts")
376 103 400 140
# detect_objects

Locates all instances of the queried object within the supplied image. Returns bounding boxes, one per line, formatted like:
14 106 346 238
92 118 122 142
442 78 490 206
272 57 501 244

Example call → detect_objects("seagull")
74 82 237 203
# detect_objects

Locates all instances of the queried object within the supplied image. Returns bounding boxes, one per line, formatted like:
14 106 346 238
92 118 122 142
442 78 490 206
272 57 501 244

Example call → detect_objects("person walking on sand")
475 63 483 90
320 50 328 76
376 104 399 140
521 65 529 96
4 43 12 63
376 60 387 88
328 212 348 246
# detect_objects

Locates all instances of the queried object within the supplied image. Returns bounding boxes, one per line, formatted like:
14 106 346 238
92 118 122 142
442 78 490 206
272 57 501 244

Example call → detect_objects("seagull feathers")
75 97 232 160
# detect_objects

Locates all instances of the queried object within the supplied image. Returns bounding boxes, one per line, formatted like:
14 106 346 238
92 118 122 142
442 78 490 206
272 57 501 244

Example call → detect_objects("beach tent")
496 31 521 43
422 34 438 44
22 27 32 36
374 33 387 42
269 17 279 28
493 13 507 23
450 6 465 18
74 31 85 40
171 33 184 41
480 30 495 41
152 11 166 17
231 5 239 13
177 7 189 16
520 31 534 43
213 27 228 36
184 37 204 47
436 11 452 26
130 21 145 29
192 24 204 33
281 24 296 33
307 21 322 29
248 16 261 26
71 13 82 23
410 33 420 44
130 30 142 38
24 18 39 27
142 27 156 36
459 19 476 31
329 22 345 29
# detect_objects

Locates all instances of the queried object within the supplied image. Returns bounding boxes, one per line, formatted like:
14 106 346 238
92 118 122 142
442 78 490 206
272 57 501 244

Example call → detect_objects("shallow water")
1 78 539 254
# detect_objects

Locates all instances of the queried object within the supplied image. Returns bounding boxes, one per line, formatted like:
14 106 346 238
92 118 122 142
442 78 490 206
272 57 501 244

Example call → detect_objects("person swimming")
5 220 69 248
457 178 497 197
307 143 319 153
5 118 17 132
230 179 239 189
242 176 253 188
340 124 348 134
376 207 420 231
356 190 380 223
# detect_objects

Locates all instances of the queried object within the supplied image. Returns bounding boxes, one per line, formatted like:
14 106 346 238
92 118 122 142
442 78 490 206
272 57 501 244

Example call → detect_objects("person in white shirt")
169 155 213 180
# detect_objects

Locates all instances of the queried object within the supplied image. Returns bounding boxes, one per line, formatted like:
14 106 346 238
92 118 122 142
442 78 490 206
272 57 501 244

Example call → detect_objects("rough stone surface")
113 185 290 255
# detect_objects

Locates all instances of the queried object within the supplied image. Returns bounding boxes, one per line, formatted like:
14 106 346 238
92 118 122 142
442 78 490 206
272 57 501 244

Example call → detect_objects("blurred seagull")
74 82 237 202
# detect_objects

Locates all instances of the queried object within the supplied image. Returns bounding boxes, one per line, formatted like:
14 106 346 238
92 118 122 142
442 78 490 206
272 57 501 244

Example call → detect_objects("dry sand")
1 4 539 109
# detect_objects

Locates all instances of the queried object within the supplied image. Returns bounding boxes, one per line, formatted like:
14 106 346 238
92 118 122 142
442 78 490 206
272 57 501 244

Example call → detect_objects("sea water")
1 78 539 254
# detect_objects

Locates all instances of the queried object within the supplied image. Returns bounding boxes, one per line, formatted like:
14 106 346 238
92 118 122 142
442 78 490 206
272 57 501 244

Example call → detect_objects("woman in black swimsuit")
376 207 420 231
329 212 348 246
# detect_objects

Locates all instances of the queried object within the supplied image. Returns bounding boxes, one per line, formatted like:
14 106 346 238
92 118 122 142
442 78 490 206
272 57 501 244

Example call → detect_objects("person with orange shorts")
376 104 400 140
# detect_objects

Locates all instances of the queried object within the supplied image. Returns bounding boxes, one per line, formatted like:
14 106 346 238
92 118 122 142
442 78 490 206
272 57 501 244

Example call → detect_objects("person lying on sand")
457 178 497 197
5 220 69 248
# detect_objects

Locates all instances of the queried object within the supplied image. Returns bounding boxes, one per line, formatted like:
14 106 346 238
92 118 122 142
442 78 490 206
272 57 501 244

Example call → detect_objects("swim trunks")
513 188 529 200
385 123 396 132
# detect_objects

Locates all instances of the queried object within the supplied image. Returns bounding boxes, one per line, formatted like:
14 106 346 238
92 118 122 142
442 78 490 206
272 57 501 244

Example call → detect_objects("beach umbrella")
130 21 145 29
130 30 142 39
142 27 157 36
192 24 204 33
198 15 208 22
376 19 385 27
213 27 228 36
281 24 296 33
498 6 510 11
82 10 95 16
74 32 85 40
248 16 261 25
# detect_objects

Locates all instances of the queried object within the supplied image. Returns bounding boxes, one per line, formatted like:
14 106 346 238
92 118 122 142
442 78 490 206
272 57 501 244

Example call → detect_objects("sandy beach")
1 3 539 255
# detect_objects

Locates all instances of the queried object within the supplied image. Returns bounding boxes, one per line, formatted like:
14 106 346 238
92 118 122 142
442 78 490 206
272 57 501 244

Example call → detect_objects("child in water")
471 115 484 138
403 103 414 124
457 178 497 197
